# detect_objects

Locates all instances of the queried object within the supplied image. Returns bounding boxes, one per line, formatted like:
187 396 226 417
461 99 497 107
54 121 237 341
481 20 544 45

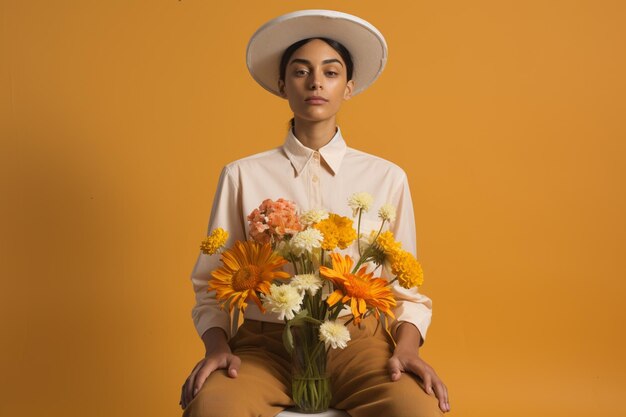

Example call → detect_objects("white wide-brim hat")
246 9 388 97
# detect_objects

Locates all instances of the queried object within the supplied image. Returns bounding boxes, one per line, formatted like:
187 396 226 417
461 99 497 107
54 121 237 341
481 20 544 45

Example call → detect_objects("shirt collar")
282 126 347 176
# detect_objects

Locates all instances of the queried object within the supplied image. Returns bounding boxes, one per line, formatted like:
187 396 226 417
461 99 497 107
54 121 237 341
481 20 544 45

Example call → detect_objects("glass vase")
291 321 331 413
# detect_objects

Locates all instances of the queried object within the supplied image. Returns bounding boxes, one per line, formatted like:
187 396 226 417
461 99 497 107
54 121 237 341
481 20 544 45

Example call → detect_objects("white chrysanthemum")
262 284 304 321
300 209 329 226
348 192 374 217
291 274 323 296
319 320 351 349
378 203 397 222
290 228 323 256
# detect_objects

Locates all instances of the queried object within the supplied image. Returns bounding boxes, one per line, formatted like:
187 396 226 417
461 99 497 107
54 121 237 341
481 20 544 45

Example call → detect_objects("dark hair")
279 37 354 82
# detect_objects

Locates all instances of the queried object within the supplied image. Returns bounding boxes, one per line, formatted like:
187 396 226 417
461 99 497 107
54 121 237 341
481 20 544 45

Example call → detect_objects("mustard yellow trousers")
182 315 442 417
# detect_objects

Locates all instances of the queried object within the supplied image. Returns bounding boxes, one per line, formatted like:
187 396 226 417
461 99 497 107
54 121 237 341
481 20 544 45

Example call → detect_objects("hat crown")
246 9 388 97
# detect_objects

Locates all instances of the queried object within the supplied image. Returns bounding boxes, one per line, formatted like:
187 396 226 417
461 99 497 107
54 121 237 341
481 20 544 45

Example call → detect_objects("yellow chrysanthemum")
390 250 424 289
363 230 402 266
375 231 402 256
208 240 291 313
319 253 396 325
314 214 357 251
200 228 229 255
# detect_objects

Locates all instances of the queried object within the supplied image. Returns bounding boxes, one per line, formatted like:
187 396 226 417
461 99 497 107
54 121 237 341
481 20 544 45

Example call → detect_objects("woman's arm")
385 171 433 342
181 165 246 409
190 165 246 340
385 171 450 412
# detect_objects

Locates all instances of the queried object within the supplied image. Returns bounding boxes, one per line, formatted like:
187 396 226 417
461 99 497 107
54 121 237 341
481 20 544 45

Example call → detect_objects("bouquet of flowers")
200 192 424 413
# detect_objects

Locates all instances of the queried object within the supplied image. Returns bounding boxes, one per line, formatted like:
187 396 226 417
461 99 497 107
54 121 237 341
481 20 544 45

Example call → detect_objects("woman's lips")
305 97 328 105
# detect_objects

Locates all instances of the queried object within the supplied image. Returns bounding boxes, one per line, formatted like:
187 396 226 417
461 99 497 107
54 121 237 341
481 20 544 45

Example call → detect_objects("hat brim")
246 9 388 97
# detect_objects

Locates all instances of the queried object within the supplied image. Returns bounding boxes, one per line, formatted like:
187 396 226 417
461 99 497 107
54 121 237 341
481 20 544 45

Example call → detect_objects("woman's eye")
295 69 308 76
326 71 338 77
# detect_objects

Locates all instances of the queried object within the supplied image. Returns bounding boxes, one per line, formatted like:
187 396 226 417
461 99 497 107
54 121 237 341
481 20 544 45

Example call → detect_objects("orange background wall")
1 1 625 416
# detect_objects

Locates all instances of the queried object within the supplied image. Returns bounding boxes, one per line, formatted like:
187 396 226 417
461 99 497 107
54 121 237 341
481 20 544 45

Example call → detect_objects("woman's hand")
180 328 241 409
388 322 450 413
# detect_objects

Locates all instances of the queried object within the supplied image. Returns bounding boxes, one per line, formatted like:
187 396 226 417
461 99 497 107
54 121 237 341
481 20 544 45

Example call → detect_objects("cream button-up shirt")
190 127 433 343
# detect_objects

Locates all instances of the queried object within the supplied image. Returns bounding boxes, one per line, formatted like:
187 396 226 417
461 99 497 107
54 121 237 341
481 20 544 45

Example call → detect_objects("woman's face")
278 39 354 124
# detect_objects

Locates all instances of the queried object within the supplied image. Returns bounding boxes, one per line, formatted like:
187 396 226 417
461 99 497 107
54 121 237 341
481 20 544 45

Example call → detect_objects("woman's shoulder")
344 146 408 179
222 146 286 172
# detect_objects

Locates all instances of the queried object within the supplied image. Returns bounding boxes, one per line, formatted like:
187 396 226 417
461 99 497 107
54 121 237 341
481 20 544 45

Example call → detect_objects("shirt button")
313 152 320 160
312 175 319 182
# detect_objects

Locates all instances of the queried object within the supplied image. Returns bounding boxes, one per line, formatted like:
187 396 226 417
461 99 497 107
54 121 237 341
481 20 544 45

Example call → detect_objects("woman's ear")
278 80 287 98
343 80 355 100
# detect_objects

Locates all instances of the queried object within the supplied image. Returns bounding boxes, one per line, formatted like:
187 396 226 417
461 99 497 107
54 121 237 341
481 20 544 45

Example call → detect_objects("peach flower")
247 198 303 244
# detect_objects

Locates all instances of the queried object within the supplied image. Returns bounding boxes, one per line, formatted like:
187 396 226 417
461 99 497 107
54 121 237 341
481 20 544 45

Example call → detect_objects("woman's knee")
379 379 443 417
340 378 443 417
182 369 291 417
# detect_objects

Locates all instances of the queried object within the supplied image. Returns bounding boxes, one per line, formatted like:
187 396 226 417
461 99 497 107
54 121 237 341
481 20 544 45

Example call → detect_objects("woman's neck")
292 117 337 151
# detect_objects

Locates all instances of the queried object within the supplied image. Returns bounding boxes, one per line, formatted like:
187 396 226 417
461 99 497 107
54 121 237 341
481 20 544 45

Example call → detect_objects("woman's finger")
422 372 433 396
193 358 220 397
443 383 450 412
432 379 447 412
387 356 403 381
182 359 205 408
227 354 241 378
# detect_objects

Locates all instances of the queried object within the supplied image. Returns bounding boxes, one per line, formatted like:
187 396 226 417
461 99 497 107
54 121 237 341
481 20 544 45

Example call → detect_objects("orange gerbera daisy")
209 240 290 313
319 253 396 325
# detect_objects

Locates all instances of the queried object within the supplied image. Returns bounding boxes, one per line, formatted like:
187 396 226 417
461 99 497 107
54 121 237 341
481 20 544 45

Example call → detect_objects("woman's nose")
309 73 322 90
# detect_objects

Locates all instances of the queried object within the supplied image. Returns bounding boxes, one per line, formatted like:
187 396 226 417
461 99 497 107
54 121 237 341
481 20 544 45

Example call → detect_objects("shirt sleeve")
385 171 433 346
190 165 246 340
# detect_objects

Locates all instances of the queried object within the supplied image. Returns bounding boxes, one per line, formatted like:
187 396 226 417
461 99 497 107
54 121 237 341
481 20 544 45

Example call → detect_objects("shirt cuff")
391 301 432 347
192 304 232 340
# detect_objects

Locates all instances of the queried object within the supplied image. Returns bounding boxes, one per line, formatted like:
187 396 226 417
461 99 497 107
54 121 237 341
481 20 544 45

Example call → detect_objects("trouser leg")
182 321 294 417
328 316 443 417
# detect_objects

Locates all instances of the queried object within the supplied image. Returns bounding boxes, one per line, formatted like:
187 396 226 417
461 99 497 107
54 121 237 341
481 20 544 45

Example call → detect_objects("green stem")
301 254 306 274
329 302 344 320
376 219 386 237
351 219 387 274
290 254 299 275
357 209 363 256
352 248 374 274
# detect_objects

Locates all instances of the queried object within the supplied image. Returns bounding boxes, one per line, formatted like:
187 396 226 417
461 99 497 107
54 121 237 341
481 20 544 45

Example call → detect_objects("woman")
180 10 450 417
